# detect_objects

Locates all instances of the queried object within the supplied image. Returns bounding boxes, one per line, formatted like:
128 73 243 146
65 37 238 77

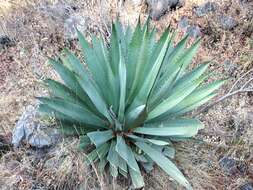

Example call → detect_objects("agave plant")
38 19 224 189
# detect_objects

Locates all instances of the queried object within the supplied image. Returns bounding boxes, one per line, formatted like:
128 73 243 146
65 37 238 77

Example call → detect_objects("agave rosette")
38 19 224 189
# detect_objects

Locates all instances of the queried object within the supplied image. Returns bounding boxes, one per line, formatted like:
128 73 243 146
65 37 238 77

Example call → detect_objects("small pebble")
218 15 238 30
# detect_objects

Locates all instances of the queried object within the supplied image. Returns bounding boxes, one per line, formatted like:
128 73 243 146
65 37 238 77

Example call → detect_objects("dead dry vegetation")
0 0 252 189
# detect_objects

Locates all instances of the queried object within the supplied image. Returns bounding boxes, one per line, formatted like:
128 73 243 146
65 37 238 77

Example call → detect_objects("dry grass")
0 139 105 190
0 0 252 189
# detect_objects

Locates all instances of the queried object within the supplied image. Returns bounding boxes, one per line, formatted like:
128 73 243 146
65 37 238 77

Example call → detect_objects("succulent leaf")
39 19 224 189
87 130 114 147
135 142 192 189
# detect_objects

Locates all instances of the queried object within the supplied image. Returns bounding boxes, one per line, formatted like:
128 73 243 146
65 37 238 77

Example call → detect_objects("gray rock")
219 157 247 176
12 105 35 147
38 1 74 21
219 157 238 175
178 17 201 38
240 183 253 190
64 13 88 40
147 0 184 20
0 35 14 50
249 164 253 177
27 125 60 148
237 162 248 175
239 0 251 6
38 1 87 40
224 60 238 76
177 0 185 8
178 16 189 30
131 0 144 6
218 15 238 30
186 25 202 38
193 2 218 17
169 0 182 8
0 135 11 156
12 105 61 148
147 0 170 21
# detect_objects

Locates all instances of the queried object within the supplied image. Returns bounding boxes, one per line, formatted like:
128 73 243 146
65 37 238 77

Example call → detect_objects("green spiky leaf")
39 19 225 189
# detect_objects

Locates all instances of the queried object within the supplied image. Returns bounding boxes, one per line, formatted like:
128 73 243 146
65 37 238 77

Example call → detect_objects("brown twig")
194 68 253 116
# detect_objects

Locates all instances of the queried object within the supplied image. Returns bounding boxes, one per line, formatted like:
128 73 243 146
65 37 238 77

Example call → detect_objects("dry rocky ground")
0 0 253 189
